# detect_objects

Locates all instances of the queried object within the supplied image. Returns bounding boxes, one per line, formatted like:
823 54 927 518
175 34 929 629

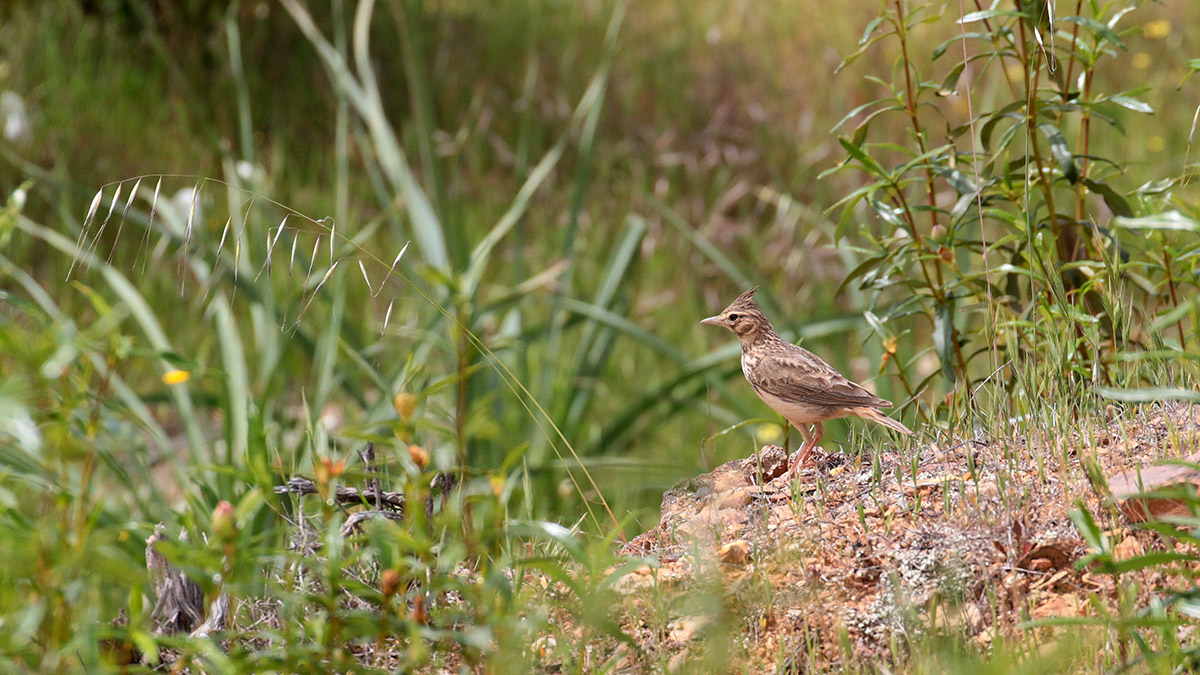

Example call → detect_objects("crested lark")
702 287 912 475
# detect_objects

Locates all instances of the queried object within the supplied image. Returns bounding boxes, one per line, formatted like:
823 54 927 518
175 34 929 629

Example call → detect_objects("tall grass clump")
827 0 1200 428
821 1 1200 668
0 0 657 668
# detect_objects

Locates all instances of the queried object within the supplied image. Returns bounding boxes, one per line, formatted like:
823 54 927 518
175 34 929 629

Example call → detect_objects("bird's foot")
779 445 819 483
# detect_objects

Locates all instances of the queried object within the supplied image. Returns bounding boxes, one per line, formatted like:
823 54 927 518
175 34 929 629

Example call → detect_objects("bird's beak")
700 315 723 327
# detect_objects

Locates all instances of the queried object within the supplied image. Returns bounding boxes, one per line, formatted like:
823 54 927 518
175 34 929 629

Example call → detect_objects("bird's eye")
727 313 740 322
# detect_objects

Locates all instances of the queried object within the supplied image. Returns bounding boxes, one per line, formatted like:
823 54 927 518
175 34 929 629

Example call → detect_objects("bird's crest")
729 286 760 310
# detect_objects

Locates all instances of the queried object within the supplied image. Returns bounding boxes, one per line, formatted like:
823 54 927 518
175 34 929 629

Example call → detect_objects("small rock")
771 504 796 524
719 539 751 565
1028 558 1052 572
741 444 789 483
612 570 656 596
1108 452 1200 522
1113 534 1144 562
963 602 986 634
711 466 752 494
676 505 748 542
1017 540 1077 571
974 629 993 647
715 487 753 509
668 616 710 643
1032 592 1086 619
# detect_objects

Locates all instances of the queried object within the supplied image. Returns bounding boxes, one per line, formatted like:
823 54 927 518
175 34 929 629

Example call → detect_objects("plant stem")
1013 0 1066 266
1164 248 1187 347
893 0 943 257
455 304 469 474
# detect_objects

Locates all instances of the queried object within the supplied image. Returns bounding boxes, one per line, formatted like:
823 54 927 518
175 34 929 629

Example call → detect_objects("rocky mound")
613 404 1200 669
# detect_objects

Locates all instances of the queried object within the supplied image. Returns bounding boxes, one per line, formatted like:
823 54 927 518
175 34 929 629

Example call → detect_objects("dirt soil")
608 403 1200 671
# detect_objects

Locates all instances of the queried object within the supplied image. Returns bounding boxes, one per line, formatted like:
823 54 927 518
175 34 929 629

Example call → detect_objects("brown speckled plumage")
701 287 912 475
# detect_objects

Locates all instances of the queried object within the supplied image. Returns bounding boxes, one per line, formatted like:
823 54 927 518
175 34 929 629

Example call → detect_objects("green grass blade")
211 296 250 469
461 5 621 294
279 0 448 271
562 215 647 432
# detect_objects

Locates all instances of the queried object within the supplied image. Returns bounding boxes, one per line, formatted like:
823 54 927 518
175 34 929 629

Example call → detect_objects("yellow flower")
1144 20 1170 39
755 423 783 444
1132 52 1151 70
1148 136 1165 152
162 369 190 385
488 473 505 497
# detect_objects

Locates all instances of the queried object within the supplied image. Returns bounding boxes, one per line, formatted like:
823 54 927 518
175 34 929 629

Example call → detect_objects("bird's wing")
750 348 892 409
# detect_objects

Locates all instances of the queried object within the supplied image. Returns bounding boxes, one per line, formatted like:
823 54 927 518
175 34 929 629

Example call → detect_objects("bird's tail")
854 407 914 436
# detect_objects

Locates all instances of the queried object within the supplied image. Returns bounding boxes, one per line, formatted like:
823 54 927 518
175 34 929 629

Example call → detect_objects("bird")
701 286 912 477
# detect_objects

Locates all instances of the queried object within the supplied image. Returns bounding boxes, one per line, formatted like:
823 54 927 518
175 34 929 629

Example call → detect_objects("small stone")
715 487 752 509
1108 453 1200 522
668 616 710 643
1032 593 1086 619
1113 535 1144 562
1016 541 1076 571
719 539 751 565
612 571 655 596
963 603 986 634
711 467 752 493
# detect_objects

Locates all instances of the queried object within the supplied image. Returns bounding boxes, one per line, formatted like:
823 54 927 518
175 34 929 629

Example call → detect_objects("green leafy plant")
828 0 1200 421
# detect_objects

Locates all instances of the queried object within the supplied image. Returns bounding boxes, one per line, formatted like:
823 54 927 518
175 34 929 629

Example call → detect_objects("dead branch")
191 593 229 638
359 441 383 510
146 525 205 635
339 510 405 536
273 477 406 510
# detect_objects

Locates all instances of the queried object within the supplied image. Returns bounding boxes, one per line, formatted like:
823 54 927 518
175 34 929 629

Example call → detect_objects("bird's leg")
808 422 824 462
782 420 790 455
787 424 814 476
787 422 824 478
